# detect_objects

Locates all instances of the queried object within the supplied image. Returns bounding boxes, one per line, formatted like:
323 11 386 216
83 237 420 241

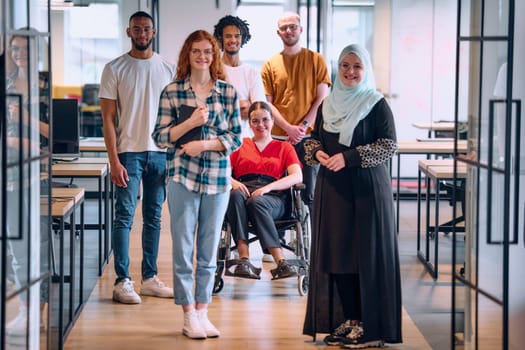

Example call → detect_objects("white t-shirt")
99 52 175 153
224 63 266 139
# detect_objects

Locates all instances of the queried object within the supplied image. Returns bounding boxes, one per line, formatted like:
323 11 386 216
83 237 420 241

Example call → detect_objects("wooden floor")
64 202 432 350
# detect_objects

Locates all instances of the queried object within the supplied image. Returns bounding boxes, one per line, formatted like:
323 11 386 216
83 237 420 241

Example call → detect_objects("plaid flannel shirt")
152 77 242 194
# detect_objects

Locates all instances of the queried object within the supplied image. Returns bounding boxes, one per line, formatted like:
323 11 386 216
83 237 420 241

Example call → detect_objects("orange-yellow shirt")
261 48 331 137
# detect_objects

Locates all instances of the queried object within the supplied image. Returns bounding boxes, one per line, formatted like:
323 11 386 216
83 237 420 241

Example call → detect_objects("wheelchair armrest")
293 183 305 191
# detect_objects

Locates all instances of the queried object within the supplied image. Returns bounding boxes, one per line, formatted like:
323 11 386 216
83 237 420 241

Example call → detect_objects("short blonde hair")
277 11 301 26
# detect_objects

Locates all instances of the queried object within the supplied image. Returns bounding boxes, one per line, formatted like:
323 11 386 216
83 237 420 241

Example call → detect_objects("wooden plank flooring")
64 203 431 350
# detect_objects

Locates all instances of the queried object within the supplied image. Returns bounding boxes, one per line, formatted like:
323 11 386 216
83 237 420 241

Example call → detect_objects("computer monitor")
52 98 80 160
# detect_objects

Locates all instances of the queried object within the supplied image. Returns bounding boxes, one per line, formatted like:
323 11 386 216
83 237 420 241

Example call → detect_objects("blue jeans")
112 151 166 283
167 181 229 305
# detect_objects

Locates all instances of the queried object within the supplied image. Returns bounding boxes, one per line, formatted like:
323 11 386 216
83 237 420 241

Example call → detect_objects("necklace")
195 95 207 107
191 79 212 107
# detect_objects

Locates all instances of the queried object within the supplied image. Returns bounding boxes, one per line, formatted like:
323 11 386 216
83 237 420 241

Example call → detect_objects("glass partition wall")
1 0 52 349
453 0 524 348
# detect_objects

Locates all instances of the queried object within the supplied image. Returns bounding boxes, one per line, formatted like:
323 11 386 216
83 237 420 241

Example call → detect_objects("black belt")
237 174 277 185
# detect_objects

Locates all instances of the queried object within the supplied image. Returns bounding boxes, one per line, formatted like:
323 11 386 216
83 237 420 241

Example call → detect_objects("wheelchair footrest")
284 259 308 275
225 258 261 280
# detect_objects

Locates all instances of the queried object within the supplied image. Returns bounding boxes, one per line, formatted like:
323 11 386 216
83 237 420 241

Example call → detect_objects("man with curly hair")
214 15 284 263
214 15 280 139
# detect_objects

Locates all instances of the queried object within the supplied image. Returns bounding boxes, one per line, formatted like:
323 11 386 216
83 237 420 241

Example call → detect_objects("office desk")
52 162 109 275
413 122 455 138
79 137 106 153
47 187 85 349
416 160 468 279
66 157 114 249
395 140 468 234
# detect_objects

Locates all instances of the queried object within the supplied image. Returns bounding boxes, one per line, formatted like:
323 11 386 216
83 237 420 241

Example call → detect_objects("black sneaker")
341 339 384 349
340 323 385 349
340 323 364 347
323 320 354 346
270 259 298 280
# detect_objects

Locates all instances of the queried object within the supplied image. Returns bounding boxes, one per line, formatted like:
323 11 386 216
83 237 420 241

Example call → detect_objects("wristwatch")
302 120 309 127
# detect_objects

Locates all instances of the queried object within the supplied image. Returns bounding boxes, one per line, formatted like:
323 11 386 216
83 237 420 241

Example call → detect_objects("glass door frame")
1 0 52 349
452 0 517 348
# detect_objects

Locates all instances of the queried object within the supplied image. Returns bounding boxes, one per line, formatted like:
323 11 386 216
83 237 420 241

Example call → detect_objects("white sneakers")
140 275 173 298
183 309 220 339
183 310 206 339
6 303 47 338
113 276 173 304
113 278 141 304
197 309 220 338
6 305 27 338
113 277 219 340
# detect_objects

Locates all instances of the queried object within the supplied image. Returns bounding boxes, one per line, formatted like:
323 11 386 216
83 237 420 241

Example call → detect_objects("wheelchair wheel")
297 274 308 296
213 277 224 294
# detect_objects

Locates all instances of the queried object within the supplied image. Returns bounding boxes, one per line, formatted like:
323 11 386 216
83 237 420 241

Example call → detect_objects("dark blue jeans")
112 151 166 283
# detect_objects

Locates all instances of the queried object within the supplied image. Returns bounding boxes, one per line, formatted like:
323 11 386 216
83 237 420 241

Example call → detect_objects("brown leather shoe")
232 259 261 280
271 259 298 280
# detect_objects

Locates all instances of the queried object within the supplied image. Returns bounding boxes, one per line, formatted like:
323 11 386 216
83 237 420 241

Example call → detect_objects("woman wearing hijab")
302 44 402 349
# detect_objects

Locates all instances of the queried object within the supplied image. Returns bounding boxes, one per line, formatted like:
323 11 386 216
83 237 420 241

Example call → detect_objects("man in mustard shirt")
261 11 331 216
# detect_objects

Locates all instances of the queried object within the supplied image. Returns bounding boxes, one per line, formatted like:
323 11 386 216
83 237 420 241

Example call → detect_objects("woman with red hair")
153 30 241 340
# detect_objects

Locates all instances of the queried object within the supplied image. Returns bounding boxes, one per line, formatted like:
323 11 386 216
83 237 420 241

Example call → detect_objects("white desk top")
412 122 455 131
80 137 106 152
397 140 468 154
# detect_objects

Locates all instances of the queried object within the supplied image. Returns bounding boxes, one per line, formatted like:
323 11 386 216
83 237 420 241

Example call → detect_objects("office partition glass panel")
453 0 523 348
483 0 509 37
459 0 480 38
1 0 51 349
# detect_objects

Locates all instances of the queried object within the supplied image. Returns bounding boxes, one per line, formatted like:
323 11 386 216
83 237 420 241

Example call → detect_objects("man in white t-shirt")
213 15 281 139
99 11 175 304
213 15 280 263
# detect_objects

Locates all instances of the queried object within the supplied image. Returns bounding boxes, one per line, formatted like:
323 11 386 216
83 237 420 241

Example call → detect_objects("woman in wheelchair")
226 101 303 280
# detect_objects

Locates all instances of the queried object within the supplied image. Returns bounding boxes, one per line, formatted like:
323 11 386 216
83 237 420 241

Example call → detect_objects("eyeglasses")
191 49 214 57
278 24 299 32
250 117 272 125
9 45 28 53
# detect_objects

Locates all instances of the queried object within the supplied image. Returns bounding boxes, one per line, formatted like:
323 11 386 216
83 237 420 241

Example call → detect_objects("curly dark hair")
213 15 252 49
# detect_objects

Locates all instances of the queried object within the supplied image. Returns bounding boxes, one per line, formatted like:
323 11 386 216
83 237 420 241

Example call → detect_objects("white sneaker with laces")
140 275 173 298
262 253 274 263
6 305 27 337
112 278 141 304
197 309 220 338
183 310 207 339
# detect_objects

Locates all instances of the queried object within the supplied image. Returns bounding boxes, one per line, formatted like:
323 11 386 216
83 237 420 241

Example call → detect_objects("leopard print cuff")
304 138 322 167
356 138 397 168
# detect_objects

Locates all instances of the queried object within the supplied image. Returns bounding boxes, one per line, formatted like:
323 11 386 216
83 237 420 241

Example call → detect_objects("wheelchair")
213 184 311 296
